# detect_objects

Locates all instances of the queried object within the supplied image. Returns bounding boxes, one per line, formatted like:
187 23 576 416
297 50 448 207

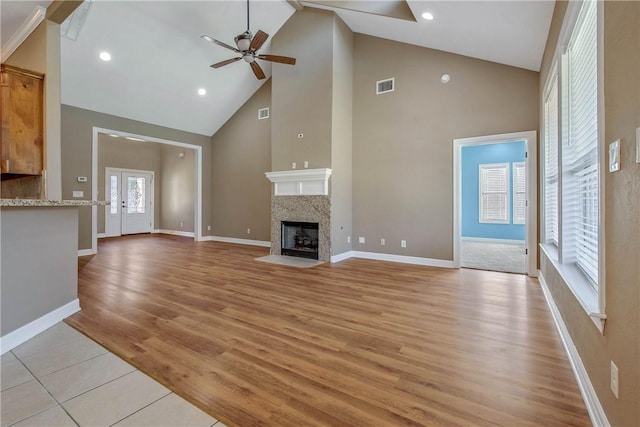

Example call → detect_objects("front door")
105 168 154 236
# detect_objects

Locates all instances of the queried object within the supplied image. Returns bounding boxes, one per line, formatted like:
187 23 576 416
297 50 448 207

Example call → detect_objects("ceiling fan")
201 0 296 80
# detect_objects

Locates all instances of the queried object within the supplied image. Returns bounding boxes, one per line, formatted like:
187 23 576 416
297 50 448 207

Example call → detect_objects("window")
544 76 559 244
479 163 509 223
541 0 602 328
513 162 526 225
563 0 599 287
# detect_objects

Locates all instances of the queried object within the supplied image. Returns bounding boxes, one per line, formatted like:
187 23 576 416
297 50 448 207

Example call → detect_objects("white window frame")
539 0 605 333
543 73 559 245
478 163 510 224
512 162 526 225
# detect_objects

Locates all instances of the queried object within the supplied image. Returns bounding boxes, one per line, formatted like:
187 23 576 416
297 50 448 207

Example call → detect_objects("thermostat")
77 176 87 182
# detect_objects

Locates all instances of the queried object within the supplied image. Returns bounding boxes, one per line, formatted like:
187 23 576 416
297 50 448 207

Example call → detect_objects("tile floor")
1 322 226 427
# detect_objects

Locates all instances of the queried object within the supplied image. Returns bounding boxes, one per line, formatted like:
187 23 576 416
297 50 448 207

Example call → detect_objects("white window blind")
544 77 559 244
564 0 598 286
479 163 509 223
513 162 526 225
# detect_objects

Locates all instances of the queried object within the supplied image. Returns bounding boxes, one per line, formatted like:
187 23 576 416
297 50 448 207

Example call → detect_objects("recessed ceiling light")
99 51 111 61
125 136 145 142
422 12 434 21
198 88 207 96
440 74 451 84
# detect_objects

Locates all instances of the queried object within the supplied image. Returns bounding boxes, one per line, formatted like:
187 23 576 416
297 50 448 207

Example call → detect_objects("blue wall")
462 141 526 240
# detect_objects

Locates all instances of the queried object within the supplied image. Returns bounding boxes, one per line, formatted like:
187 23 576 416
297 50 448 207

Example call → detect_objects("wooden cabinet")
1 64 44 176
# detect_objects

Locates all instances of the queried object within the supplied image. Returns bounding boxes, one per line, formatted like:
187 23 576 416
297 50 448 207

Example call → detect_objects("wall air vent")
376 78 395 95
258 107 270 120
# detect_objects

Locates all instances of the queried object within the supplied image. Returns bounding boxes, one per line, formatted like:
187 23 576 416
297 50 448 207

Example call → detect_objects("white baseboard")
538 273 610 427
331 251 354 263
156 229 195 238
461 237 525 245
351 251 455 268
97 233 107 239
78 249 95 257
204 236 271 247
0 299 81 355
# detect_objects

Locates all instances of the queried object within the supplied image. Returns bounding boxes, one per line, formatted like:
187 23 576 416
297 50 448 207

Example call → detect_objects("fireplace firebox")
281 221 319 260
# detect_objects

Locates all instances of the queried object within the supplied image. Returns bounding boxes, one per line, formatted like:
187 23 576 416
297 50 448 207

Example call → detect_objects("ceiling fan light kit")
201 0 296 80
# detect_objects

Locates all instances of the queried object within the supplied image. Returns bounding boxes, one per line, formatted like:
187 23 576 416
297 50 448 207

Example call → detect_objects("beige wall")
271 9 335 171
352 34 539 260
539 2 640 426
97 135 162 233
61 105 212 250
210 81 272 241
330 16 353 256
5 20 62 200
160 144 196 233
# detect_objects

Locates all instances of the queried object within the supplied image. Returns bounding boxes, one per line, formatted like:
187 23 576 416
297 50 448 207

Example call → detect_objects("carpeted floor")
461 240 526 274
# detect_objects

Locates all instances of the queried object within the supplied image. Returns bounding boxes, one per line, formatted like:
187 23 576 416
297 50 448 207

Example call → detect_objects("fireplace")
281 221 319 260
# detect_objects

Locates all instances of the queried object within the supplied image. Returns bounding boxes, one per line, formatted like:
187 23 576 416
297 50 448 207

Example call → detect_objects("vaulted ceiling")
2 1 555 137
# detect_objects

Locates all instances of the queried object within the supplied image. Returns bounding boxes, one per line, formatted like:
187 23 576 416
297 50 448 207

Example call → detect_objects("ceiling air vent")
376 78 394 95
258 107 270 120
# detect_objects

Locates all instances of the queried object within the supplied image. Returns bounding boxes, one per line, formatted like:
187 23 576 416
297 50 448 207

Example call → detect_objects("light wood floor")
67 234 591 426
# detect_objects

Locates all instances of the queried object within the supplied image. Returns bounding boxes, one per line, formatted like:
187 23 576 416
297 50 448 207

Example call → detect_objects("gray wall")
210 80 272 241
271 9 335 171
61 105 212 250
97 135 161 233
160 144 196 233
330 17 353 256
539 2 640 426
352 34 539 260
1 207 77 336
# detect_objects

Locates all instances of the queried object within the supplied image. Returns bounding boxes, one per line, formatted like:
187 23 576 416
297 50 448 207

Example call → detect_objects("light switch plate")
72 190 84 198
609 139 620 172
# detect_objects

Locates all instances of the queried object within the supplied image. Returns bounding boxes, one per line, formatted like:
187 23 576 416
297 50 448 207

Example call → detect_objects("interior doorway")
453 131 538 276
105 168 154 237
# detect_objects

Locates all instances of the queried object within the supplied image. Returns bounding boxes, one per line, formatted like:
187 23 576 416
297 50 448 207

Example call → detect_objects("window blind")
544 77 559 244
565 0 598 285
479 164 509 223
513 162 526 225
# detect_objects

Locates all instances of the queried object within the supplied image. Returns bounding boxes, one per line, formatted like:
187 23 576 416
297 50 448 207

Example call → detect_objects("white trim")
0 299 80 355
453 131 538 276
156 229 195 238
265 168 332 196
205 236 271 247
351 251 454 268
78 249 95 257
330 251 353 263
461 237 525 245
0 6 46 62
538 273 610 427
97 233 107 239
92 127 204 254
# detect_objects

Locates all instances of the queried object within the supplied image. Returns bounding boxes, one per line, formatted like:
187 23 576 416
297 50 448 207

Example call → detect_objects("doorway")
453 131 538 276
105 168 154 236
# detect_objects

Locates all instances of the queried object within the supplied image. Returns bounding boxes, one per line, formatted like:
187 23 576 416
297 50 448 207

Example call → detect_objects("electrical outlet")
380 238 385 246
358 237 365 244
611 361 619 398
401 240 407 248
247 228 251 234
72 190 83 198
304 161 309 168
180 221 183 227
347 236 351 243
207 225 211 231
292 162 296 169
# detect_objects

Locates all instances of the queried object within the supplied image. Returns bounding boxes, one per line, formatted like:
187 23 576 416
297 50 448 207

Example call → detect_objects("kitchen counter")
0 199 109 207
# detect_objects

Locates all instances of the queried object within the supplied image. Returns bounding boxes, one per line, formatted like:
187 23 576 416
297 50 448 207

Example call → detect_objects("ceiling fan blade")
201 35 240 53
257 54 296 65
211 57 242 68
250 61 266 80
249 30 269 51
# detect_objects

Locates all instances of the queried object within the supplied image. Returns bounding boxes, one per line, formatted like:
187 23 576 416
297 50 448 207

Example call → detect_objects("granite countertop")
0 199 110 207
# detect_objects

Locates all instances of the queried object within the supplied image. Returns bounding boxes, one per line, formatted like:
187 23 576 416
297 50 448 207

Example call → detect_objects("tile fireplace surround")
266 169 332 262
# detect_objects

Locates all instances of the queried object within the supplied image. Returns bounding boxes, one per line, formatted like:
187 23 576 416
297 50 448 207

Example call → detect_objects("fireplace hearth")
281 221 319 260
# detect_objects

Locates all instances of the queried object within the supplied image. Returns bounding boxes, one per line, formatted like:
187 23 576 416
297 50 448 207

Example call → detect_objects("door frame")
105 167 155 237
90 127 203 255
453 130 538 276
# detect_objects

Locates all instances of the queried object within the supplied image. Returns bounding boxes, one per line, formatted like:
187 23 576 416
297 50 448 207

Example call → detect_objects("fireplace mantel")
265 168 332 196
